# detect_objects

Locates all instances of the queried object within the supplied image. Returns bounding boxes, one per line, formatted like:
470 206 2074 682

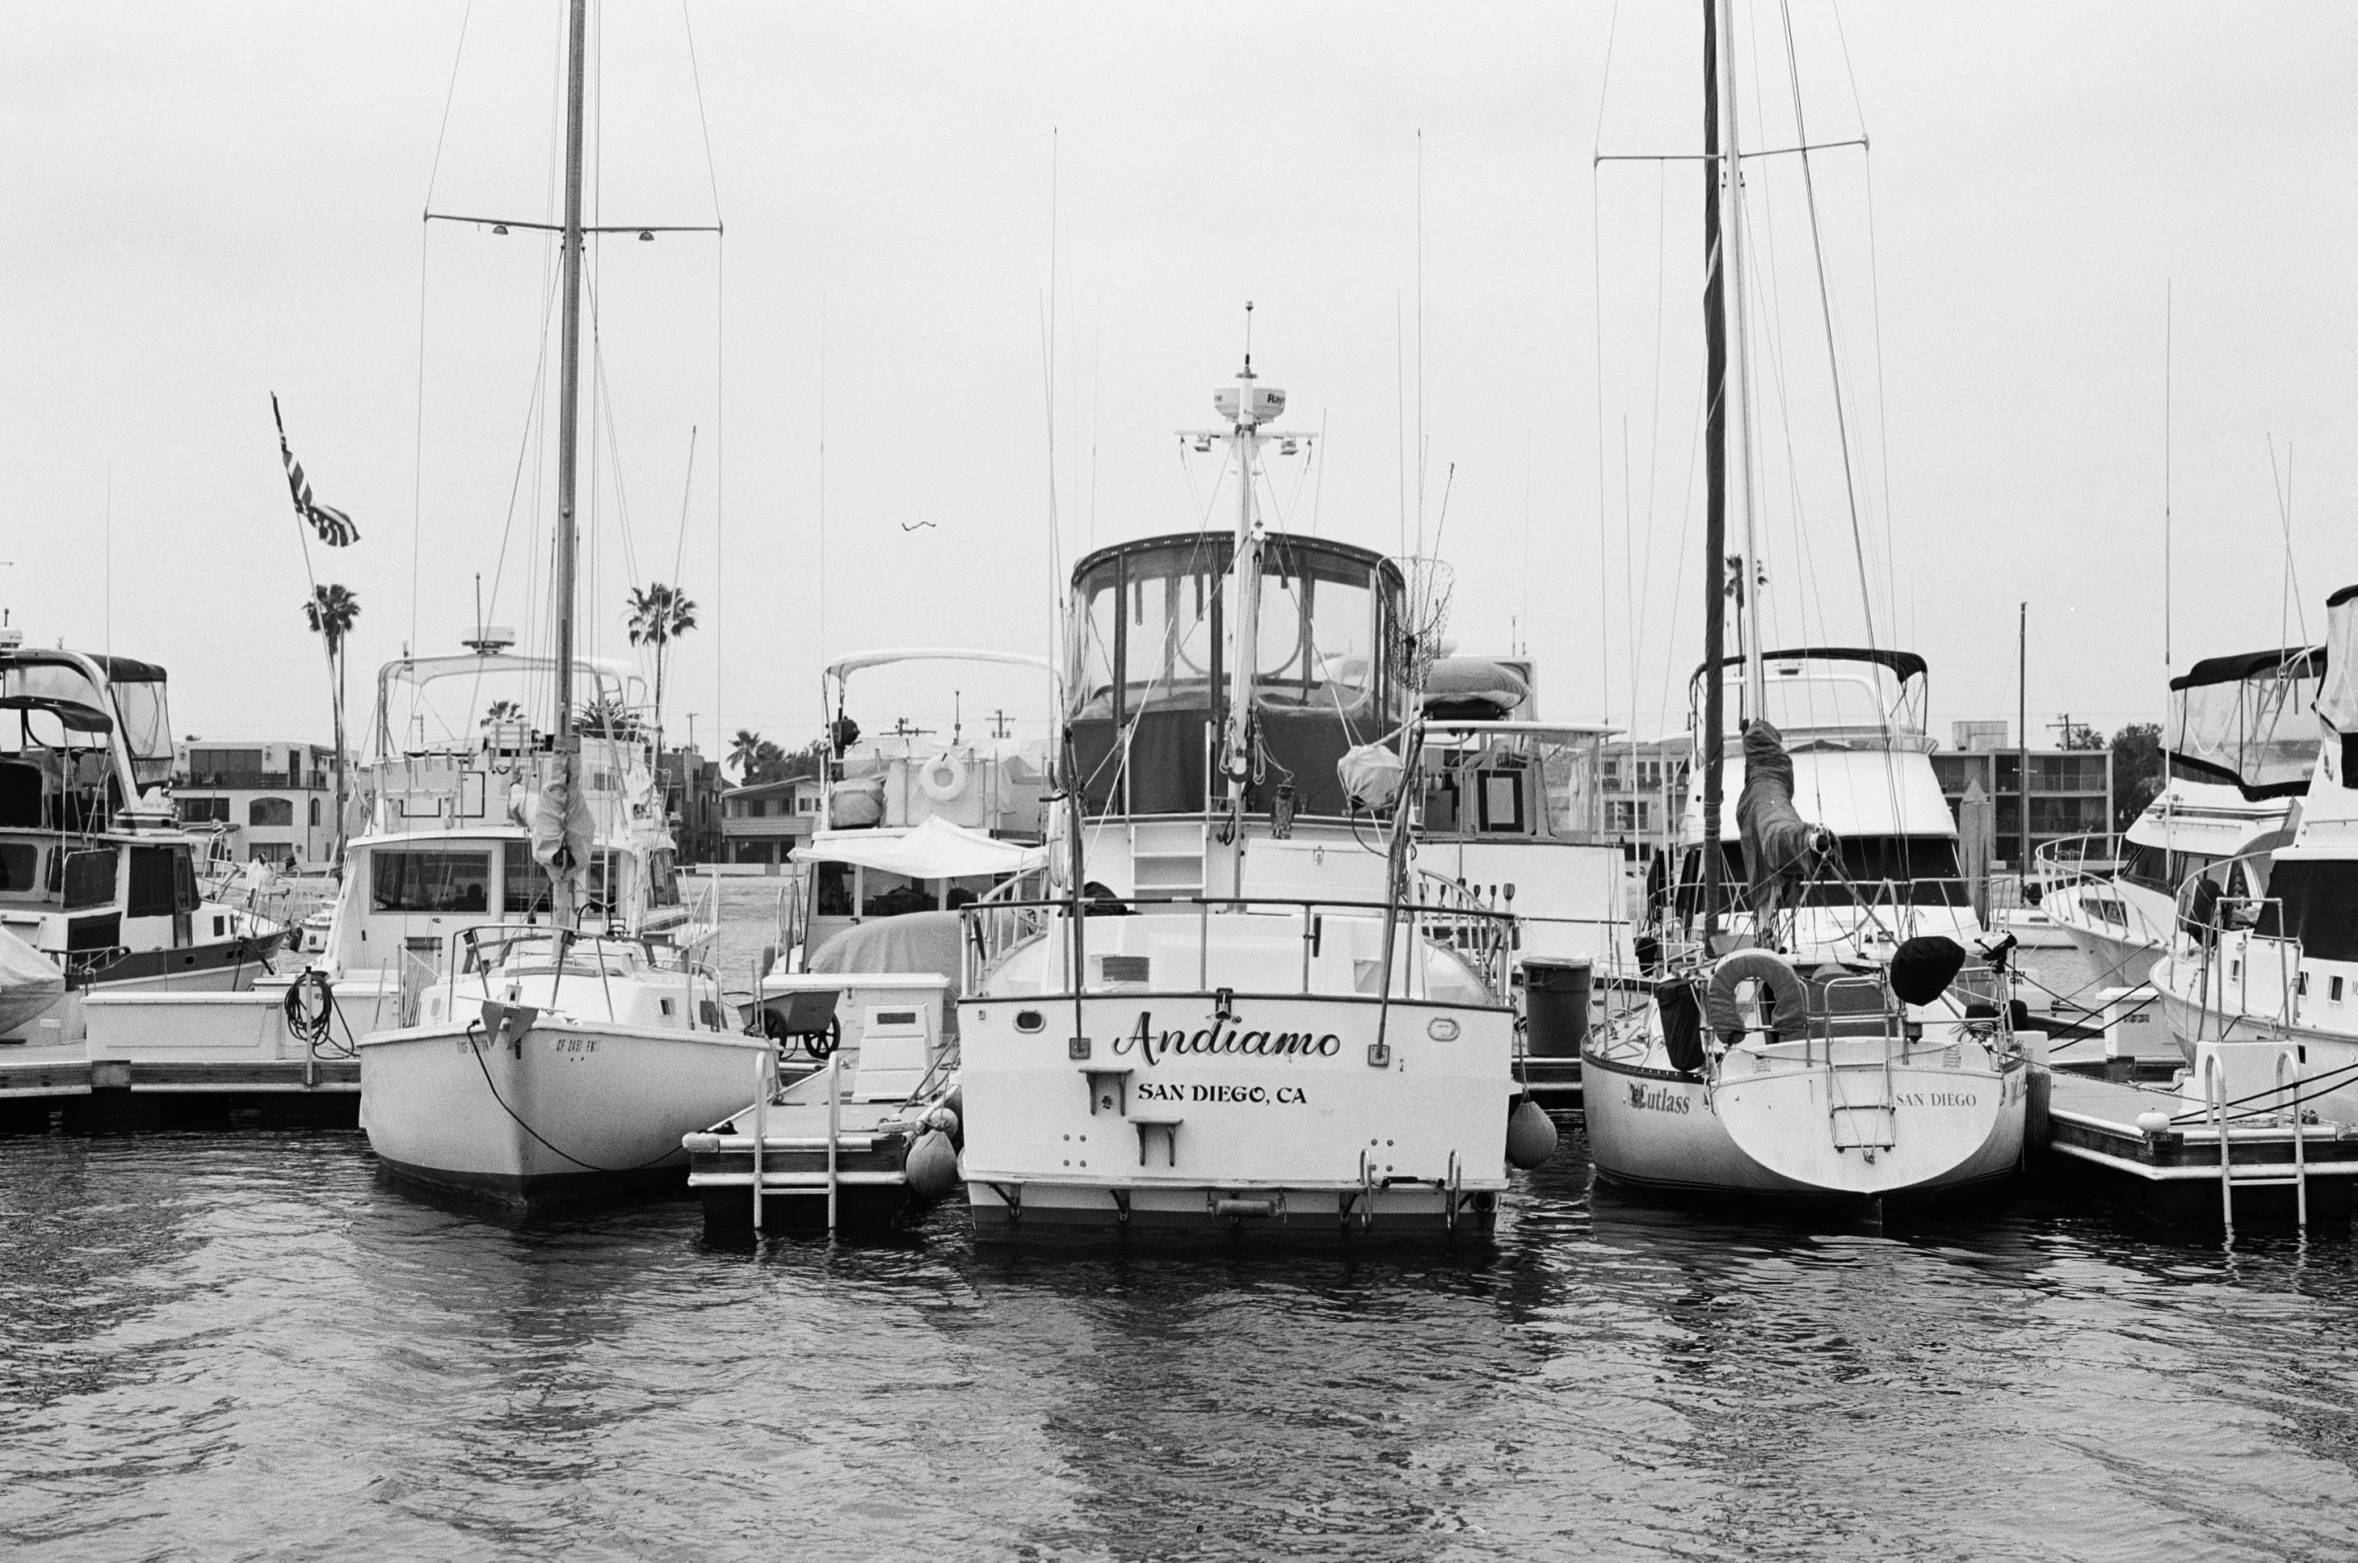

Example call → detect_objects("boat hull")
359 1019 770 1208
1580 1047 2025 1202
958 991 1514 1245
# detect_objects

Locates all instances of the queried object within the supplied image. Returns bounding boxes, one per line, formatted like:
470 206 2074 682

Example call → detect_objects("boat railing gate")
961 892 1517 1005
2204 1046 2309 1239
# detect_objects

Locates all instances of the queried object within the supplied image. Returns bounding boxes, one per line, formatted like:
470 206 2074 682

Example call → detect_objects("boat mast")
1699 0 1729 941
550 0 588 927
1221 307 1267 877
1720 0 1768 722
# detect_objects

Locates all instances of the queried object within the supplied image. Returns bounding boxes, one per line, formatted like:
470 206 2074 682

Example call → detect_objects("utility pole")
2017 602 2030 875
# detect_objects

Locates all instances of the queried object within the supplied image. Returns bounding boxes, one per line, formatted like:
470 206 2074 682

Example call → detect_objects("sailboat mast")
1720 0 1767 720
1699 0 1729 938
550 0 588 923
554 0 587 743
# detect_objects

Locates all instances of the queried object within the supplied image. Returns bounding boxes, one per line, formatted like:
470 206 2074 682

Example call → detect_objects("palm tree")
301 583 360 857
728 728 763 782
626 582 698 757
481 698 524 729
577 695 644 741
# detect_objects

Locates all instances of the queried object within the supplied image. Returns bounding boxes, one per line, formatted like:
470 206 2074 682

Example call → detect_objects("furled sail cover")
2166 642 2326 800
1736 718 1835 913
529 754 596 893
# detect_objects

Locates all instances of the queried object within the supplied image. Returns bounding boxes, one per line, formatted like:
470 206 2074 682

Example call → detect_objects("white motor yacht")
2151 586 2358 1118
2034 645 2313 988
0 636 285 1047
1414 679 1626 1103
956 360 1521 1242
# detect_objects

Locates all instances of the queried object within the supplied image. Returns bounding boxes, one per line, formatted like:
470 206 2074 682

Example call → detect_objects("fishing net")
1389 557 1455 693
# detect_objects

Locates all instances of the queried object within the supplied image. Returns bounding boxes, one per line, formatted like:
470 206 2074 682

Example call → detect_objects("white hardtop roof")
824 648 1054 681
1424 719 1618 739
385 650 638 685
1689 748 1957 840
2126 779 2291 851
793 815 1046 879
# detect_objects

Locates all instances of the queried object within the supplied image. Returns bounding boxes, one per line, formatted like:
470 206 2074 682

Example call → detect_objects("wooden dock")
0 1041 359 1129
2037 1069 2358 1231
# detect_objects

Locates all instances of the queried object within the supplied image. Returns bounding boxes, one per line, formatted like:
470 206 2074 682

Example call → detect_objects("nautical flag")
271 395 360 547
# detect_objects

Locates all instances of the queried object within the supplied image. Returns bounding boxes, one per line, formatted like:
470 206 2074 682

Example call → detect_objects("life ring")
1704 947 1808 1045
917 752 969 803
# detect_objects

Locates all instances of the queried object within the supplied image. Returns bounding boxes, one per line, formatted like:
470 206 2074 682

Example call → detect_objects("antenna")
1242 299 1254 377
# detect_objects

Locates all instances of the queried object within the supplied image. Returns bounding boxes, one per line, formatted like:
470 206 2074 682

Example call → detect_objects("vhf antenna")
1242 299 1254 377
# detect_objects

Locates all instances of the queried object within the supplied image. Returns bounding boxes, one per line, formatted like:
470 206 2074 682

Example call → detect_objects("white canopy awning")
792 815 1046 880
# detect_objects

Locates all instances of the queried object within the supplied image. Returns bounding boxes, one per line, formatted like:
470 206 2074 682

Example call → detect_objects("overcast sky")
4 2 2352 757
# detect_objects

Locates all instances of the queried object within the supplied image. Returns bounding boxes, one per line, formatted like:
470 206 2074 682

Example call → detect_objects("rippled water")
5 890 2356 1560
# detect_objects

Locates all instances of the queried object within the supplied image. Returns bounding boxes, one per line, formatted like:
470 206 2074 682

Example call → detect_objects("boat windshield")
109 674 174 786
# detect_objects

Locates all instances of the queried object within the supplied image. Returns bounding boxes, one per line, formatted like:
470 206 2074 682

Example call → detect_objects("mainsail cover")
1736 718 1834 914
2166 643 2326 800
529 754 596 895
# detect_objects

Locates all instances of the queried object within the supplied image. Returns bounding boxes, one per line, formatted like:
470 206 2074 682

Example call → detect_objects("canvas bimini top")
1685 646 1930 751
1065 530 1408 818
2166 642 2326 801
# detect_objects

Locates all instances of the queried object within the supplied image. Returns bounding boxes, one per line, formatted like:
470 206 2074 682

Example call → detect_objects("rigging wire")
1777 0 1878 655
679 0 727 760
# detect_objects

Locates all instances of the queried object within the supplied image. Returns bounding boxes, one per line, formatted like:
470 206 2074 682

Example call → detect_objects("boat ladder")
1827 1041 1897 1152
2204 1049 2308 1240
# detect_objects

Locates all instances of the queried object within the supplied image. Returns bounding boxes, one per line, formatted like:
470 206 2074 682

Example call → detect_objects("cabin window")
2259 860 2358 962
174 848 199 914
860 870 934 919
0 842 37 894
61 850 114 912
372 849 493 914
647 850 681 908
126 847 179 918
814 862 853 917
2333 976 2347 1003
1476 769 1529 834
250 797 294 828
502 846 551 919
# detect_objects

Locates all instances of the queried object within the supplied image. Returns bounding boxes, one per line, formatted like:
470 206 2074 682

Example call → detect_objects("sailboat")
355 0 768 1207
1578 0 2028 1203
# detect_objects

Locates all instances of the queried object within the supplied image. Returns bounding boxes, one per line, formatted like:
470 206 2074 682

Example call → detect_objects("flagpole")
272 394 324 604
